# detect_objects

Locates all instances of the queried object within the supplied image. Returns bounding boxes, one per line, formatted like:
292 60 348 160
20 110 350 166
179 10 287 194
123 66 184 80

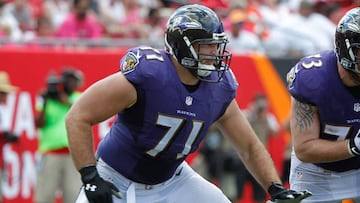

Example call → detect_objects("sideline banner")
0 47 289 203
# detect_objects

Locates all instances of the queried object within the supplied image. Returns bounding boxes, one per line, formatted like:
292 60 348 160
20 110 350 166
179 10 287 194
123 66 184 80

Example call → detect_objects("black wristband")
268 182 286 199
79 165 98 183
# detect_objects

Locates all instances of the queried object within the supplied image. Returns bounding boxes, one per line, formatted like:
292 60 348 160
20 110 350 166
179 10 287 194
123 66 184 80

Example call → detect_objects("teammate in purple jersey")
287 7 360 203
65 4 311 203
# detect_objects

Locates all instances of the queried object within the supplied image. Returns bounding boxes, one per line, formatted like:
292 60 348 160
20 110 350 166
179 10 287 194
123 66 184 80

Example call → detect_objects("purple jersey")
97 46 237 184
287 50 360 172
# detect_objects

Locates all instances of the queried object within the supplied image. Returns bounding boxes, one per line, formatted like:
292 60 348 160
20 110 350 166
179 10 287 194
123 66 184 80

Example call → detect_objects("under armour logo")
85 184 97 192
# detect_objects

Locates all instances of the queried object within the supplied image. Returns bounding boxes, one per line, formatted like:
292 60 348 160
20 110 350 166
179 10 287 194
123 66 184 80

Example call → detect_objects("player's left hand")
267 182 312 203
79 165 121 203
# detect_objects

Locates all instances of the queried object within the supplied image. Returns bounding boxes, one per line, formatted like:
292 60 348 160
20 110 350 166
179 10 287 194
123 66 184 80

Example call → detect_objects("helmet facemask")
342 39 360 73
182 33 231 82
335 7 360 82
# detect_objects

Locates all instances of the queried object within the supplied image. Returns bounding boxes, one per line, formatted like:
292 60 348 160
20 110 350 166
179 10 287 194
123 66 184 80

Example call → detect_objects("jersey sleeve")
287 54 325 105
119 46 166 89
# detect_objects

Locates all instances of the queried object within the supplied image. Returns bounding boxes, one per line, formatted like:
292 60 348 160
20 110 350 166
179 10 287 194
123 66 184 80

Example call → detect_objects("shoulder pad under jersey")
287 52 330 105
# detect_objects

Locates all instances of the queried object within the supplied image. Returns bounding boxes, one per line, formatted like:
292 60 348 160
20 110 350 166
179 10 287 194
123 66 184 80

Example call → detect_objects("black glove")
4 131 19 143
268 182 312 203
348 134 360 156
79 165 121 203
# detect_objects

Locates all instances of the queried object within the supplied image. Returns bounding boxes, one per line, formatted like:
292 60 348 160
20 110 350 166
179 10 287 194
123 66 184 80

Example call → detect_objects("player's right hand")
79 165 121 203
267 182 312 203
348 134 360 156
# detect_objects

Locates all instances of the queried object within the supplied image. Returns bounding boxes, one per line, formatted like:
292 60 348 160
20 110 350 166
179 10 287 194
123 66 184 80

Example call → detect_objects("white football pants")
75 159 231 203
290 152 360 203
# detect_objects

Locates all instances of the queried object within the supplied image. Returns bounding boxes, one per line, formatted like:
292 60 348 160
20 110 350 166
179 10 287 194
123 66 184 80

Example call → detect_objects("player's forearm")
66 117 97 170
294 138 352 163
242 141 282 191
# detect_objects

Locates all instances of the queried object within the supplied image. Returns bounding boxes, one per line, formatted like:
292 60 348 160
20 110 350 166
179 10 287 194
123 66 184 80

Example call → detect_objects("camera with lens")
44 74 63 99
256 104 265 114
43 68 83 100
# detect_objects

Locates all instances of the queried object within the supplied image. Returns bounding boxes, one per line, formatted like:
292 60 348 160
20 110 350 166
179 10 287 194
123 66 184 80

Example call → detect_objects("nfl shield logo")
185 96 193 106
354 103 360 112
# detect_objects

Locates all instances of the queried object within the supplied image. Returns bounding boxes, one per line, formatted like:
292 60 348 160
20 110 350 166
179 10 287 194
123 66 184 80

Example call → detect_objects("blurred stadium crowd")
0 0 357 56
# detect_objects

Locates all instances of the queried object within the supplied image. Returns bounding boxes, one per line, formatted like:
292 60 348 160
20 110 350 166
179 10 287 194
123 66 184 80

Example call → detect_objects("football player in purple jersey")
65 4 311 203
287 7 360 203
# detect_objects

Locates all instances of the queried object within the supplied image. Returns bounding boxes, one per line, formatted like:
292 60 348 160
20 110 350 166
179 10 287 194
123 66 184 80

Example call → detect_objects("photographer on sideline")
34 68 83 203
